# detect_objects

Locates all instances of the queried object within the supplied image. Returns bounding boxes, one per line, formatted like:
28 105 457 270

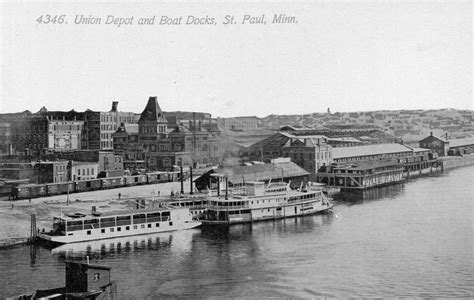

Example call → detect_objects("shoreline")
1 158 473 249
0 179 195 248
440 153 474 170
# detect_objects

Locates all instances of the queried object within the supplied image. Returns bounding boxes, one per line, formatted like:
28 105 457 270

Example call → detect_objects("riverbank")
0 180 195 247
1 157 472 248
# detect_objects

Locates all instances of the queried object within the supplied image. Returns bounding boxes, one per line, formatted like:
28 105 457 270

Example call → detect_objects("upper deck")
207 181 325 210
51 206 191 235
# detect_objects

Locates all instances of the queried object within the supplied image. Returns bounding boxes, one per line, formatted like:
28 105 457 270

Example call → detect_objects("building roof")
335 159 401 171
280 125 316 131
246 132 292 152
222 116 258 120
449 137 474 148
115 123 138 134
138 96 168 123
170 123 210 134
327 137 363 143
332 143 412 159
412 147 431 153
202 161 309 184
72 161 98 166
419 134 448 143
170 124 192 133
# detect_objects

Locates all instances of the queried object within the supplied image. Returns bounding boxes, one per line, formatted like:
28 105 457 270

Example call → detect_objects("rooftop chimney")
445 132 448 140
111 101 119 112
430 132 433 136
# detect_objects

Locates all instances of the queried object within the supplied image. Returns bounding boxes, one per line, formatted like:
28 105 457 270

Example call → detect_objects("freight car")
101 177 125 189
169 171 182 182
75 179 102 192
9 170 185 200
125 174 147 186
12 184 47 199
146 171 169 184
46 182 75 196
0 185 12 198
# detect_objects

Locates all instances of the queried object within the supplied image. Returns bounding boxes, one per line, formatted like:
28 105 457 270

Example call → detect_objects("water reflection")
51 229 199 260
29 244 37 267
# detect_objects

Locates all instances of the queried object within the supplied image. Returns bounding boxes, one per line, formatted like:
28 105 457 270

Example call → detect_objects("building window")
87 230 91 235
101 229 105 233
174 143 181 151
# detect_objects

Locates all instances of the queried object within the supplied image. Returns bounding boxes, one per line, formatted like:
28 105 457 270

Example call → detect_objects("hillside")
257 108 474 144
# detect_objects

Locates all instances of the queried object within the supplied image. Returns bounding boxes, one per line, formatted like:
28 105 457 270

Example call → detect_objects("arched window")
163 158 171 168
174 143 182 151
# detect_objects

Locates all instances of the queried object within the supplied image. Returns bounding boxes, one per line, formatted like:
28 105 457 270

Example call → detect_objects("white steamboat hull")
39 220 201 244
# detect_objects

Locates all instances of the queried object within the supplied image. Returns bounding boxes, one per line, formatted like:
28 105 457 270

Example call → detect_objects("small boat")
7 261 116 300
38 206 201 244
201 181 333 225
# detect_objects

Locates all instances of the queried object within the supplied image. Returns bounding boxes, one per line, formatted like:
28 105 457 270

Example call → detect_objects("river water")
1 166 473 298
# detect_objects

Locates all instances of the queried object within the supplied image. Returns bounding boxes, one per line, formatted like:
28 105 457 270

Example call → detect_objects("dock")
316 158 442 191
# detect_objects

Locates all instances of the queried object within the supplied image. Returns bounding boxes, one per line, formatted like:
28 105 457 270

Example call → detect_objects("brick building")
0 122 12 155
42 150 123 177
418 132 449 156
282 136 333 181
37 161 69 183
82 102 140 150
0 109 85 155
47 117 83 151
113 96 224 171
71 161 99 181
245 129 402 162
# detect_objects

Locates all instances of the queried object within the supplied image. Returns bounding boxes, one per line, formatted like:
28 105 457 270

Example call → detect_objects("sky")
1 1 472 118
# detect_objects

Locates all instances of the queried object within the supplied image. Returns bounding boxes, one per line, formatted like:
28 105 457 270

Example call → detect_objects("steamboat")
38 206 201 244
202 181 333 225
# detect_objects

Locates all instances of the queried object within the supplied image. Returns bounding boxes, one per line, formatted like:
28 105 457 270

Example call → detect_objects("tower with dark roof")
138 96 168 147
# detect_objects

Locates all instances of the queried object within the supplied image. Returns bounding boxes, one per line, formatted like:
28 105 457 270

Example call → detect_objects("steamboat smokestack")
225 178 228 200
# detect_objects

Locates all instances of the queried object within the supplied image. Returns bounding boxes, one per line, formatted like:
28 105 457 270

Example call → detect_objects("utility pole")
180 161 184 194
67 160 72 205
